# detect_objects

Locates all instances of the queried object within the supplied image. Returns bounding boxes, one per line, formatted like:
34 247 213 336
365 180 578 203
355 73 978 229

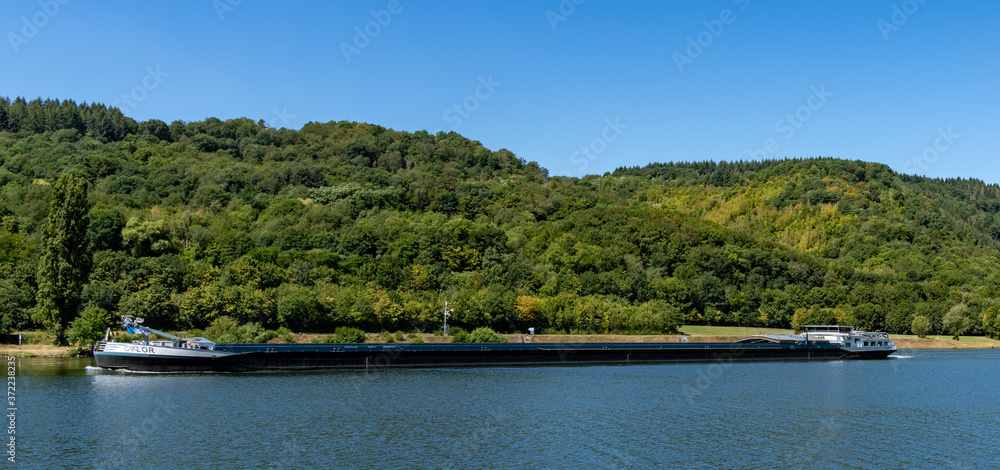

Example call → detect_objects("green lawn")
888 333 1000 343
679 326 1000 345
678 325 793 336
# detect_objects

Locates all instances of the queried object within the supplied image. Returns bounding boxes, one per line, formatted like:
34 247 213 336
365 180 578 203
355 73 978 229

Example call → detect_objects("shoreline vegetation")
6 326 998 357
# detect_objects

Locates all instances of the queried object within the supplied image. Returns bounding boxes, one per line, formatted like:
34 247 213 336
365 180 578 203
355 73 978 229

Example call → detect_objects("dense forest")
4 96 1000 343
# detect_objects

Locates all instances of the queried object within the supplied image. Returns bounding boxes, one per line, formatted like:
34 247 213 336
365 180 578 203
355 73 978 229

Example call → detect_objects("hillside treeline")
3 97 1000 339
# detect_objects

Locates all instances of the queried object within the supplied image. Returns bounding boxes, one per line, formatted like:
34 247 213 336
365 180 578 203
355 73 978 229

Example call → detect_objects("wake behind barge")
93 318 896 373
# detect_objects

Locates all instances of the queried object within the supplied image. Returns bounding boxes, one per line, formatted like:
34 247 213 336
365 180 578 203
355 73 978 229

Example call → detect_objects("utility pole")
443 301 454 336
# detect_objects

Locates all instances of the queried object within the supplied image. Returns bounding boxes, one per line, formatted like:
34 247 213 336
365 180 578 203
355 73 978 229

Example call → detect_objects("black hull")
95 342 893 373
846 349 897 360
94 353 239 372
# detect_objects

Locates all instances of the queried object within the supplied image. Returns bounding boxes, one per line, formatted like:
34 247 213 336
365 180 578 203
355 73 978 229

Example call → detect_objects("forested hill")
3 97 1000 340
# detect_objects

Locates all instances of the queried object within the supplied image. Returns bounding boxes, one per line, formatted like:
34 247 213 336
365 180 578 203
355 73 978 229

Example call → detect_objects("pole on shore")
443 301 454 336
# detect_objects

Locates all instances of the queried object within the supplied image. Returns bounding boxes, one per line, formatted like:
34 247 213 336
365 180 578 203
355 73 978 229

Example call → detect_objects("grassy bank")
0 344 77 357
884 333 1000 349
0 331 79 357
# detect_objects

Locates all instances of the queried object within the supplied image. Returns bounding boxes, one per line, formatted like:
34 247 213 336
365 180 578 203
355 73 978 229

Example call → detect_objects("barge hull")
94 353 241 372
95 342 883 373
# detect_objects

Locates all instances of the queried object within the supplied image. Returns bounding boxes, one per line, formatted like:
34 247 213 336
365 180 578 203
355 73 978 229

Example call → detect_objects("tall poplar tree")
35 174 90 345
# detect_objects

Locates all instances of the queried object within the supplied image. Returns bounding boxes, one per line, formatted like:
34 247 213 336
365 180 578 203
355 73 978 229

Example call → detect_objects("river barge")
93 317 896 372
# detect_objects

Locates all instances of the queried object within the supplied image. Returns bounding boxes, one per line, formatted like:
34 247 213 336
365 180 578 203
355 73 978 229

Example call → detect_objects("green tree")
67 305 111 350
277 286 322 331
87 208 126 251
35 174 90 345
333 326 366 343
119 284 178 329
121 217 172 257
982 306 1000 339
468 327 507 343
910 315 932 338
0 264 36 333
942 303 972 340
203 316 240 342
514 295 540 323
448 327 471 343
791 305 837 332
203 316 275 343
635 300 683 334
853 303 884 332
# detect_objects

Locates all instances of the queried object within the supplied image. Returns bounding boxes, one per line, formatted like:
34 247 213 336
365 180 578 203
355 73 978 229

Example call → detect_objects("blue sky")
3 1 998 181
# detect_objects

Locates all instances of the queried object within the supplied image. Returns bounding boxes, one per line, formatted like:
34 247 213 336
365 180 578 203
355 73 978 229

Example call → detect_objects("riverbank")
0 344 81 357
5 326 998 357
500 333 1000 350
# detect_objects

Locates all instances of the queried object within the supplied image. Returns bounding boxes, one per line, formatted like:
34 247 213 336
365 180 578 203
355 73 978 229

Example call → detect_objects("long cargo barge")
93 317 896 373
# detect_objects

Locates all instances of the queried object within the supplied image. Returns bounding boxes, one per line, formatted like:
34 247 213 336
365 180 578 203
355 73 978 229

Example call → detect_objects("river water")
12 349 999 469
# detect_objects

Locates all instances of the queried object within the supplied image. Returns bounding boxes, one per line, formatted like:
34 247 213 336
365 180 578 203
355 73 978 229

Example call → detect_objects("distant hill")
2 97 999 338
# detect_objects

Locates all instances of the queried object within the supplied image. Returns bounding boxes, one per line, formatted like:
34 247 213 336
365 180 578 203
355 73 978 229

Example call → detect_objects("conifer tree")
0 99 8 131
